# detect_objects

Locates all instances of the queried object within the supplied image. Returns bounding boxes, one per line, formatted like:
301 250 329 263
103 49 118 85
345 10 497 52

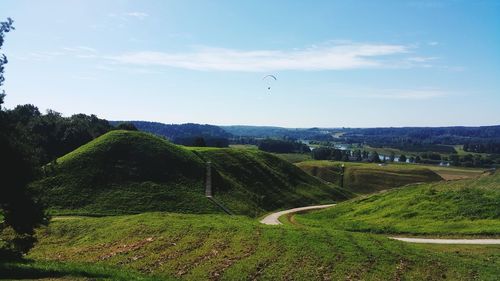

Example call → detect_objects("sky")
1 0 499 127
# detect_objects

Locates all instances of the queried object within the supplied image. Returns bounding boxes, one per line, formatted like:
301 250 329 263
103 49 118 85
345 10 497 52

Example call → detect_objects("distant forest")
111 121 232 147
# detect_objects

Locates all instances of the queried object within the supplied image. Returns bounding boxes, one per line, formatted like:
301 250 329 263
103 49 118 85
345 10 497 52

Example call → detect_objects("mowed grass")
32 130 350 217
296 172 500 236
189 148 352 216
272 152 312 163
423 164 485 180
20 212 500 280
296 161 443 194
0 259 166 281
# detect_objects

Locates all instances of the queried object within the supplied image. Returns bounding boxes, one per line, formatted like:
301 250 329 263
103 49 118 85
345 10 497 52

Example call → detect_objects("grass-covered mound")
296 172 500 236
296 161 443 194
190 148 351 216
23 213 500 280
32 130 350 216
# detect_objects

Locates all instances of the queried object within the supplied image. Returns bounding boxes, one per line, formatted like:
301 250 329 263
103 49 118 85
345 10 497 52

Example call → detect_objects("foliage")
116 122 138 131
174 136 229 147
257 138 310 153
0 18 47 259
311 147 349 161
5 104 112 164
113 120 231 138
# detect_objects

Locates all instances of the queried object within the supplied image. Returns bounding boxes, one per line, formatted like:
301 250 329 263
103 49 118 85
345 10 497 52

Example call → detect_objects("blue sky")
1 0 499 127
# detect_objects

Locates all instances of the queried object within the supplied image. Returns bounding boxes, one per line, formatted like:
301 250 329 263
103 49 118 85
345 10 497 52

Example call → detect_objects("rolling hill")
296 171 500 235
31 130 350 216
296 161 443 194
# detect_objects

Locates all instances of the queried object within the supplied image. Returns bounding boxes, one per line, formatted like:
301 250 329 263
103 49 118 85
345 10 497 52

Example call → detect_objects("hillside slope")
32 131 350 216
25 213 500 280
296 161 443 194
296 171 500 235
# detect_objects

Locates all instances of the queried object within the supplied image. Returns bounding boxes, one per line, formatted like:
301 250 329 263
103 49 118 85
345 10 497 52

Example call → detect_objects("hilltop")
296 161 443 194
32 130 350 216
296 171 500 235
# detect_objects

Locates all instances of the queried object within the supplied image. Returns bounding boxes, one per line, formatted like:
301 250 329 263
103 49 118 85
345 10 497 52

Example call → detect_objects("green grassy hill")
32 130 350 216
296 172 500 236
13 212 497 280
296 161 443 194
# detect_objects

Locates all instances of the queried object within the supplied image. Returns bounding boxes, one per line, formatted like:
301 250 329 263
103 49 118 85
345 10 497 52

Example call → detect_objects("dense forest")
7 104 112 165
258 139 310 153
111 121 232 147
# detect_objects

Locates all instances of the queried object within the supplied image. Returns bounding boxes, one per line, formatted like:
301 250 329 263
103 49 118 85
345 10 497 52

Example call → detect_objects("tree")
415 155 421 163
311 147 333 160
193 137 206 147
0 18 15 107
369 151 381 163
389 152 395 162
0 18 47 259
116 122 138 131
399 154 407 163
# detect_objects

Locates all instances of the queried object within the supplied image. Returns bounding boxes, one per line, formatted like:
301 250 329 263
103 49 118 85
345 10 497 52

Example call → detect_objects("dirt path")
260 205 500 245
390 237 500 244
259 204 336 225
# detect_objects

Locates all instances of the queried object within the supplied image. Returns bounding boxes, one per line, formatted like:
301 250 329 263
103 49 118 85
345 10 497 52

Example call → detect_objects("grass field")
296 161 443 194
228 144 258 150
296 172 500 236
422 165 485 180
0 259 166 281
272 152 312 163
6 212 496 280
32 130 350 217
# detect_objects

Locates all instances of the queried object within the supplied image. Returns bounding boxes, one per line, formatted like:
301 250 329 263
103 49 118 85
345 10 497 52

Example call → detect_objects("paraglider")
262 75 277 91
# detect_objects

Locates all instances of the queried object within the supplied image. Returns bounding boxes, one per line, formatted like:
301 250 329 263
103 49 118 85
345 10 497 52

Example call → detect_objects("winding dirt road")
259 204 335 225
260 204 500 245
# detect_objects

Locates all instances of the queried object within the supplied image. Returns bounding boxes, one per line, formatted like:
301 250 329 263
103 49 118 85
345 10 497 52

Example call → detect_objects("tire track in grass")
175 235 232 277
343 232 378 281
247 228 287 281
146 229 213 274
314 230 346 281
367 235 414 281
208 229 262 280
138 227 195 273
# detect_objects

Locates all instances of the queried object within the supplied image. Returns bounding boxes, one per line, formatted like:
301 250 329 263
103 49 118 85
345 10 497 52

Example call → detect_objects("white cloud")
62 46 97 53
407 56 438 63
124 12 149 19
106 43 410 72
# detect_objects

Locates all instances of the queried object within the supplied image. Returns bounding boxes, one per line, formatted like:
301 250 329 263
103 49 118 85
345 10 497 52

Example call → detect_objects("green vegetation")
423 165 485 180
15 212 499 280
190 147 351 216
273 152 312 163
0 259 165 280
32 130 350 217
296 172 500 236
296 161 443 194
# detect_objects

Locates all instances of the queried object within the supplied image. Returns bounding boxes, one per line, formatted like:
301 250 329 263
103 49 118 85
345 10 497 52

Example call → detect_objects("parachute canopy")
263 75 277 90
